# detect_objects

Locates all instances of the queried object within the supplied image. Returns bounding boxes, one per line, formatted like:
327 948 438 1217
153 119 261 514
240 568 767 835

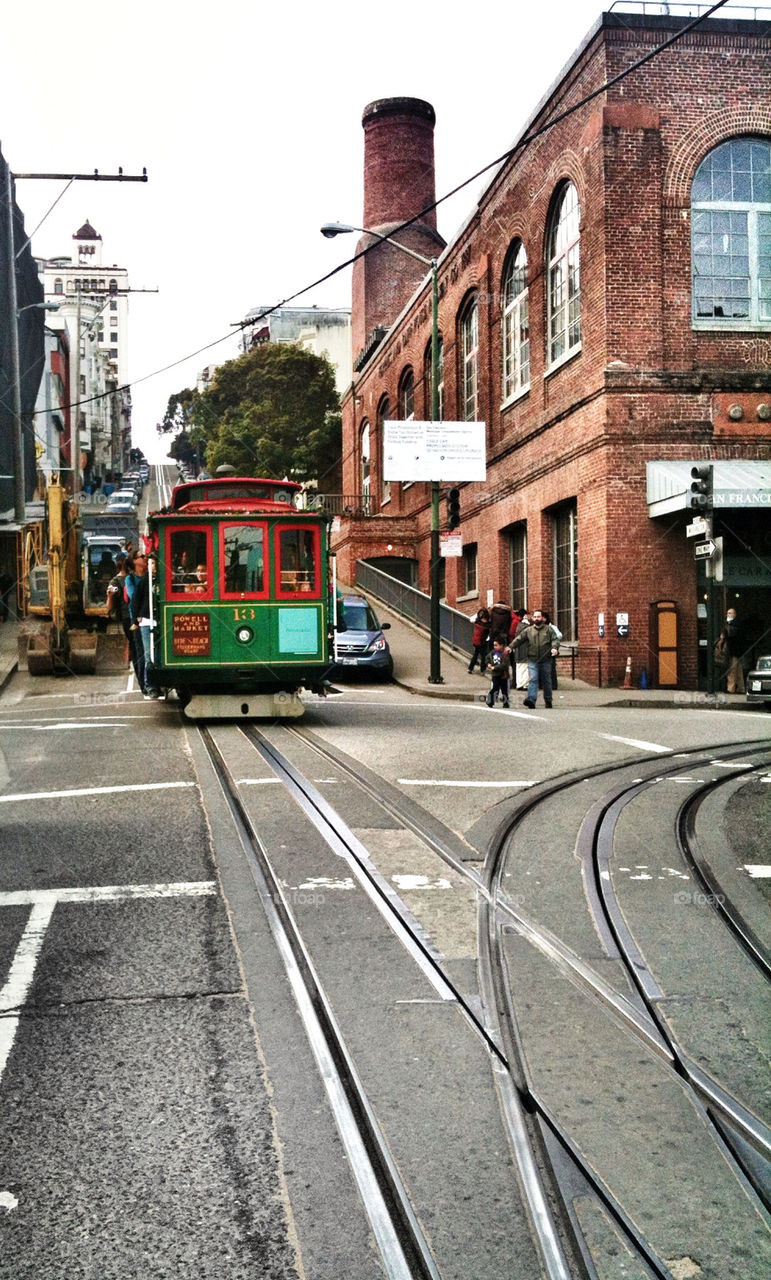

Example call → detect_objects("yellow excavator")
22 476 135 675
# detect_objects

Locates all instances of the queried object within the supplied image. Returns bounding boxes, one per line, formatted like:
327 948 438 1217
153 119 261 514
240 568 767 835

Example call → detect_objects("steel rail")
198 725 441 1280
676 765 771 981
247 723 579 1280
483 738 771 1278
228 723 770 1278
585 748 771 1209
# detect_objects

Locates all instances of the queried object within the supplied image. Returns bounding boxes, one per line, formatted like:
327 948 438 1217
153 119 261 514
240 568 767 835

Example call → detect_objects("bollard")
622 656 632 689
639 666 649 690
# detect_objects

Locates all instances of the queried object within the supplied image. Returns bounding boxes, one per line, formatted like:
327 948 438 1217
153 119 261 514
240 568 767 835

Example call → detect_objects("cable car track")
197 721 770 1278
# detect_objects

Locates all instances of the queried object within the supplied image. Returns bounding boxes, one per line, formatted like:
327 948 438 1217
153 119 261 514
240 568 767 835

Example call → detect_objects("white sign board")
383 421 486 482
440 531 462 558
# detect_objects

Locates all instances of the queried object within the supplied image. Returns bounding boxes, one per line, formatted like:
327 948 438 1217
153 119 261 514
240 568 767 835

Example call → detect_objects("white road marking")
0 881 216 1086
0 882 216 907
235 777 281 785
0 781 195 803
599 734 672 754
392 874 451 890
744 865 771 878
0 722 143 732
0 1190 18 1212
710 760 754 769
398 778 537 788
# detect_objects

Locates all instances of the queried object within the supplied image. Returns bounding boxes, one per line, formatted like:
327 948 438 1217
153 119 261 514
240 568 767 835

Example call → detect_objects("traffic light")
689 463 713 511
446 487 461 530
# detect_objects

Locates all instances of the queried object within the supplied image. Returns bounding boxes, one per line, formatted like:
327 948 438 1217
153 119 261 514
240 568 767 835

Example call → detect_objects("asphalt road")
0 667 768 1278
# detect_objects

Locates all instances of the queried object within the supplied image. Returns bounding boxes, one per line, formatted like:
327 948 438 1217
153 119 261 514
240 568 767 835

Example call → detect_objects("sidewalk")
0 606 750 712
370 597 749 711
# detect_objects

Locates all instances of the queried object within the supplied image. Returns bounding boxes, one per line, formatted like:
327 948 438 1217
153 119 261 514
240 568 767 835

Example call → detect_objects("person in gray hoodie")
509 608 560 708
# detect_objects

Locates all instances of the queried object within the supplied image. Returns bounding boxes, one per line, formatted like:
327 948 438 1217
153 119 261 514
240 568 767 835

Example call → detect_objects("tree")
196 344 341 484
159 388 196 435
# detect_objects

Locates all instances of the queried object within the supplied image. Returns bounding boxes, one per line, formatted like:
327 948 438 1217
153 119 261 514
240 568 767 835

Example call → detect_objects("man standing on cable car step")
130 554 161 699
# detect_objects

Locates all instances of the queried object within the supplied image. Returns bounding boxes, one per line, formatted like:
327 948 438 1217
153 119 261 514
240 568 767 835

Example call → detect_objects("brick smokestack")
352 97 445 364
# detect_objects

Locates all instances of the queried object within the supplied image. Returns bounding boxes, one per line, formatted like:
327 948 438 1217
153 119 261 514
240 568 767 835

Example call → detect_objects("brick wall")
338 15 771 687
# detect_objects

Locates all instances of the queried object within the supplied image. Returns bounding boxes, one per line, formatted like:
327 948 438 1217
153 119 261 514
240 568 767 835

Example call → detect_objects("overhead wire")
32 0 731 428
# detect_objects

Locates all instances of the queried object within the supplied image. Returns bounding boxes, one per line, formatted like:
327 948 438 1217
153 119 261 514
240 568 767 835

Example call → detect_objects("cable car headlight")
236 626 253 644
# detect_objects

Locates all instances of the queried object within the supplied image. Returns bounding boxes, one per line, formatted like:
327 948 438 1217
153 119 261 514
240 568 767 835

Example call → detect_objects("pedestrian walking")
541 609 562 691
468 607 490 673
485 638 511 708
489 600 514 646
509 608 560 708
719 607 745 693
512 608 529 688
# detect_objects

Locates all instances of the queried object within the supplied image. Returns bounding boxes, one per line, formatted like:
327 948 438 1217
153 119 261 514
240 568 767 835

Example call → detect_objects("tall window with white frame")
509 523 527 609
360 421 370 514
691 136 771 328
547 183 581 365
377 397 391 505
553 502 577 642
424 337 444 421
502 243 530 400
460 297 478 421
461 543 477 597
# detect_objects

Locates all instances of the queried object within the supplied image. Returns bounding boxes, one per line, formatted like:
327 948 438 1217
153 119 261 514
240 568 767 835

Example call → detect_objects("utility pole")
428 259 442 683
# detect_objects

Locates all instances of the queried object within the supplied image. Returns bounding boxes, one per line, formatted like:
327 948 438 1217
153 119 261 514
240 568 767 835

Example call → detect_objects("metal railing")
608 2 768 17
355 561 473 655
306 493 371 518
355 560 605 685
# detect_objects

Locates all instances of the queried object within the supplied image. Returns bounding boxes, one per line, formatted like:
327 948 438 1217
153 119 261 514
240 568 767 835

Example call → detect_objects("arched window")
691 136 771 328
547 183 581 365
399 368 415 420
360 421 371 510
424 337 444 420
54 278 64 295
460 297 478 421
501 241 529 400
377 396 391 504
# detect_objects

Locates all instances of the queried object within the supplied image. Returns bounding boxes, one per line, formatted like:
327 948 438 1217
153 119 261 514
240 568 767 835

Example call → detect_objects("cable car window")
277 526 318 594
221 524 266 597
167 528 211 598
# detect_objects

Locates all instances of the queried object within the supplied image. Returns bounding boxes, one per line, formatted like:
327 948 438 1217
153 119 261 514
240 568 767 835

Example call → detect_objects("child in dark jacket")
485 638 511 708
468 607 490 673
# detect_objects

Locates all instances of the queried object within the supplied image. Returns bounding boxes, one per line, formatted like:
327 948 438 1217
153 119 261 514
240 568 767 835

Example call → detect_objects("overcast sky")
2 1 743 463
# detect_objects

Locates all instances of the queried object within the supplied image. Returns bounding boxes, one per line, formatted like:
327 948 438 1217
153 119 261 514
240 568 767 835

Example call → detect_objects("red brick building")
333 10 771 689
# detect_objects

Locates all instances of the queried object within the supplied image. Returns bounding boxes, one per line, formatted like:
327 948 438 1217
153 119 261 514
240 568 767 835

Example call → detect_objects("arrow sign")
694 539 716 559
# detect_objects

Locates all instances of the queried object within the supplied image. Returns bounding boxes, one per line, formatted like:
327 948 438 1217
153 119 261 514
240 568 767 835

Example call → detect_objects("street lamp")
17 301 60 315
321 222 443 683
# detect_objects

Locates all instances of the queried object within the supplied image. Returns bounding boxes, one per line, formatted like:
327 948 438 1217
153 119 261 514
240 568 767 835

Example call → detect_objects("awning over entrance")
646 461 771 517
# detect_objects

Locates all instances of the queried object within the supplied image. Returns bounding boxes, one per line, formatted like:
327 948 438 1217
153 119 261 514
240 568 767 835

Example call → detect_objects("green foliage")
195 343 341 484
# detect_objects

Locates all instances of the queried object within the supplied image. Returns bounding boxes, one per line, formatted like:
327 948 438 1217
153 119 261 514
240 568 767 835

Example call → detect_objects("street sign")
686 517 709 538
439 531 462 557
694 539 716 559
383 421 487 482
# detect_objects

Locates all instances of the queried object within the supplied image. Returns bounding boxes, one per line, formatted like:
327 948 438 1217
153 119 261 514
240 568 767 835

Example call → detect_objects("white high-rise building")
37 220 131 482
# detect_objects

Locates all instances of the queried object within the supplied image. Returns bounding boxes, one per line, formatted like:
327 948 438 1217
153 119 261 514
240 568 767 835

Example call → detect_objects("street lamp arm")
320 221 433 267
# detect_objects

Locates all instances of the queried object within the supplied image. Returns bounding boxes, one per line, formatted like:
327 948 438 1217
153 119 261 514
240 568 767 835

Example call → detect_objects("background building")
334 9 771 690
37 220 131 487
239 305 351 397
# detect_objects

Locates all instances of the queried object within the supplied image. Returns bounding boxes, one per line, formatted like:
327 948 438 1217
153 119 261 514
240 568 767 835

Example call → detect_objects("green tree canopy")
192 343 341 484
